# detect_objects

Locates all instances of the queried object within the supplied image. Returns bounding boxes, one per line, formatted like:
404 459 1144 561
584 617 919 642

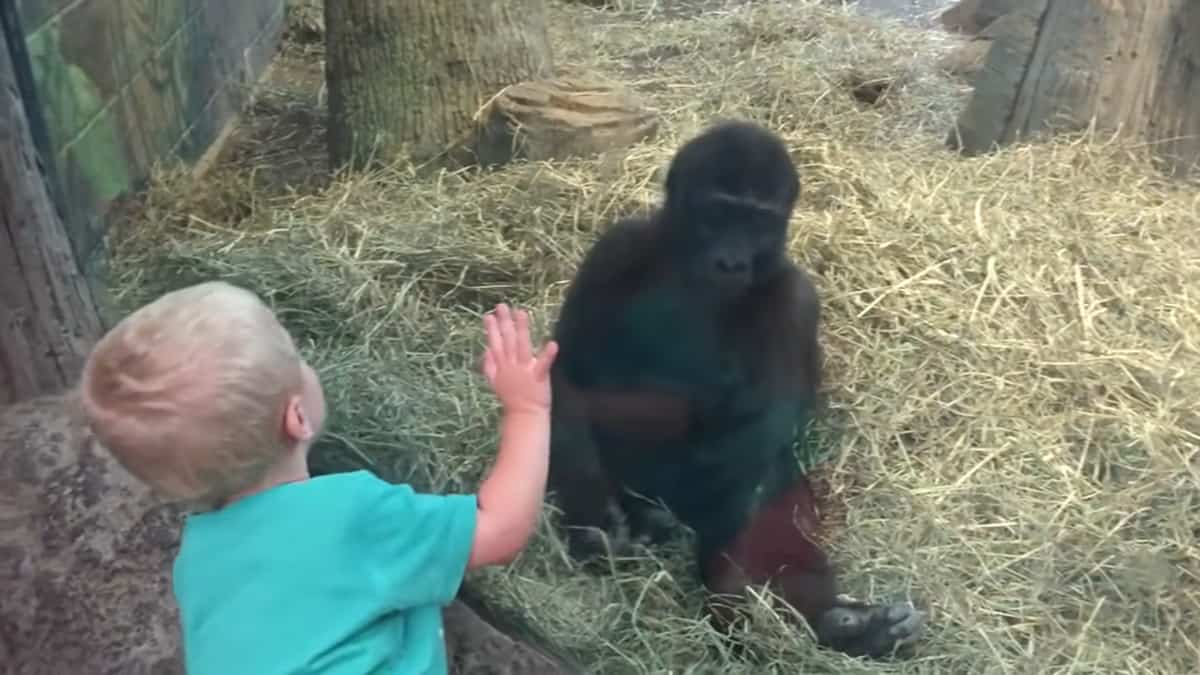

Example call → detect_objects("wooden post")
0 8 102 404
948 0 1200 176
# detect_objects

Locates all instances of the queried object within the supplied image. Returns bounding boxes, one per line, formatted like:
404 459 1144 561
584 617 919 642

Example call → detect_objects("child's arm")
467 408 550 569
355 305 555 610
467 304 558 570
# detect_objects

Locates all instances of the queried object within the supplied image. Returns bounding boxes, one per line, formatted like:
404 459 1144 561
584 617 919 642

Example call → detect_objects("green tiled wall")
16 0 285 278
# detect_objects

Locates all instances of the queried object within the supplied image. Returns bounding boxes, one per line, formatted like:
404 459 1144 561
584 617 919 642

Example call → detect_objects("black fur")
547 120 924 658
548 120 820 561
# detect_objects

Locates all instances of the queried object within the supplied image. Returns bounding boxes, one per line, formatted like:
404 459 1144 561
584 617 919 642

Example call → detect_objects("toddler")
78 280 558 675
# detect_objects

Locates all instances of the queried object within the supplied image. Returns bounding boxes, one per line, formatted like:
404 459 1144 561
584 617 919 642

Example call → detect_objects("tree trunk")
948 0 1200 176
324 0 553 170
0 8 102 405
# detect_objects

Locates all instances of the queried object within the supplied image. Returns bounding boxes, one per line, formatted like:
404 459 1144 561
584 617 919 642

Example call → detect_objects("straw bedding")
105 1 1200 672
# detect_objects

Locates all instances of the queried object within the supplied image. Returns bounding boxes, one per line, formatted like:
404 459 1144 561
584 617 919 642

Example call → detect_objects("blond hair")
80 281 304 506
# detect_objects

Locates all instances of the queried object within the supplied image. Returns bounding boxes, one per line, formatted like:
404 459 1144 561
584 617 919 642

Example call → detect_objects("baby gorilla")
547 120 924 658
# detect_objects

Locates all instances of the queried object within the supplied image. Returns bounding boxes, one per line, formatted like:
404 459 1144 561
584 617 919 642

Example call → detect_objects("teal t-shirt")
173 470 478 675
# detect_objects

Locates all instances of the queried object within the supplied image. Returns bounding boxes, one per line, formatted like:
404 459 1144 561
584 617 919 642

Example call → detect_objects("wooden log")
473 77 659 167
0 7 102 404
948 0 1200 177
444 594 576 674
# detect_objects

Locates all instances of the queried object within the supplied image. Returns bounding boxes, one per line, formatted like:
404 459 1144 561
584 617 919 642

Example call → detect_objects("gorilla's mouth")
711 276 751 298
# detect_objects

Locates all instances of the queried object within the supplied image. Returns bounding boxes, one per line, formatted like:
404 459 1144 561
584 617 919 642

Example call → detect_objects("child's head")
80 281 327 507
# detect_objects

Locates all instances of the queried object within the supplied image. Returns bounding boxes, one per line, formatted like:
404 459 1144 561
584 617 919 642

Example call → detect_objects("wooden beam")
0 13 102 404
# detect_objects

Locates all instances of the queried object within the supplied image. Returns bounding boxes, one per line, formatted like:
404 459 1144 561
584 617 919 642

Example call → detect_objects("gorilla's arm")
549 217 698 555
552 216 700 439
554 377 691 441
675 274 823 551
697 272 923 656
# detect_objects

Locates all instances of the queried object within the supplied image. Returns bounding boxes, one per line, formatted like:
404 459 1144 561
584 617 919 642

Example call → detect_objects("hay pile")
108 1 1199 672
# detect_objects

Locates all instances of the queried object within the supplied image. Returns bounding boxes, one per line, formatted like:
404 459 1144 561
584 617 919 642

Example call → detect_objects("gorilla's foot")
815 595 925 658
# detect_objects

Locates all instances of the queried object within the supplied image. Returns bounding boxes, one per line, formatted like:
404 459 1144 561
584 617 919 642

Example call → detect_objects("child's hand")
481 304 558 415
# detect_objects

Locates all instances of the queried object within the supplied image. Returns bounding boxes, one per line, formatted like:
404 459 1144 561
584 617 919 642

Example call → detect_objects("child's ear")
282 394 315 443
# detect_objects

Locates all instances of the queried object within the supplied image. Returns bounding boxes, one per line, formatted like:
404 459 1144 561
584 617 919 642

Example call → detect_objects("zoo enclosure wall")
9 0 286 296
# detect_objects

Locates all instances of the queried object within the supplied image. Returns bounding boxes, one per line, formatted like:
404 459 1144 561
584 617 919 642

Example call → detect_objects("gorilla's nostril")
716 257 747 274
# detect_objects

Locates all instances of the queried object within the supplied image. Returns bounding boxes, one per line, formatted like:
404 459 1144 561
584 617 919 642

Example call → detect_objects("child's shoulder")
308 470 425 503
306 471 473 520
313 469 389 488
